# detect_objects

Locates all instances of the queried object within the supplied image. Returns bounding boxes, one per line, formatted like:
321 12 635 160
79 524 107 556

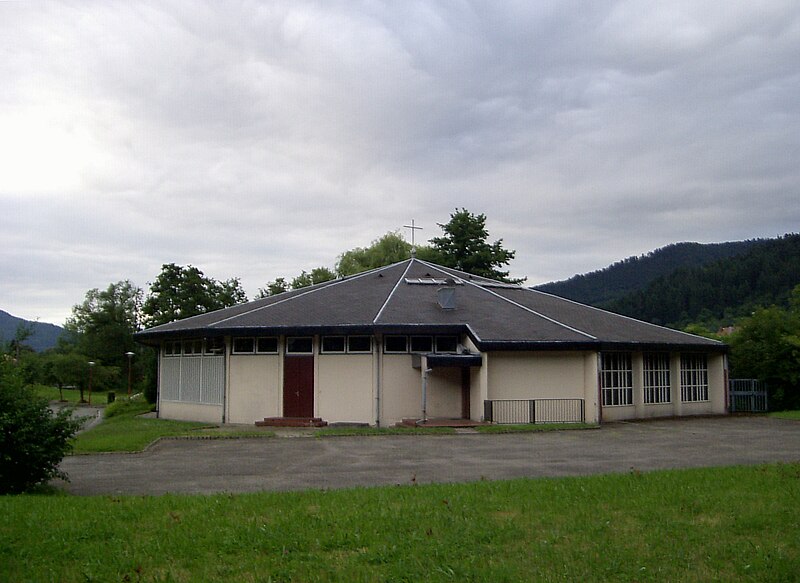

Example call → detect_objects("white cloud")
1 0 798 323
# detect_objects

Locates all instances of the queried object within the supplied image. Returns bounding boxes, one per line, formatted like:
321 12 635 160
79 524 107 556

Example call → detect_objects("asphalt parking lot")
57 416 800 496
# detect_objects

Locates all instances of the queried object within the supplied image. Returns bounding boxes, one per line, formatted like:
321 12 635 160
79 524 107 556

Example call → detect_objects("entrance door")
283 355 314 417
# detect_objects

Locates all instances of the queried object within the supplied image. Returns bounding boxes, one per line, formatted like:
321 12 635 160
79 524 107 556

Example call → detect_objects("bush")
0 360 82 494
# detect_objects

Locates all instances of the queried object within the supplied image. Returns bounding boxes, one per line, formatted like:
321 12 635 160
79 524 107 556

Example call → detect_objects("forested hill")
0 310 64 352
601 233 800 327
535 240 761 305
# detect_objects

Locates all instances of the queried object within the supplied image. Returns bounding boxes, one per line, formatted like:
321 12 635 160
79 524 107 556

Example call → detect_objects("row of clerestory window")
165 334 460 356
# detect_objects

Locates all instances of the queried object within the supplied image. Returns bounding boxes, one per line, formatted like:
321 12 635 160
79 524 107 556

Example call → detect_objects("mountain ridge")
0 310 65 352
535 239 764 305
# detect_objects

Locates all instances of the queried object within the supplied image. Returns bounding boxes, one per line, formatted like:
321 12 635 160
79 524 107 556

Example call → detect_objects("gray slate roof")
135 258 725 352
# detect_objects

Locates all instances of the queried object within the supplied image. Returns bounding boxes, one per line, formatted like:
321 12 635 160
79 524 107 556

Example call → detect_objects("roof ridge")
415 260 523 287
210 261 408 327
527 288 724 345
416 259 597 340
372 259 415 323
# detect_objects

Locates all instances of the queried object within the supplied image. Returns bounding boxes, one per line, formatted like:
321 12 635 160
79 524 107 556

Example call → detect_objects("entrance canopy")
425 354 483 368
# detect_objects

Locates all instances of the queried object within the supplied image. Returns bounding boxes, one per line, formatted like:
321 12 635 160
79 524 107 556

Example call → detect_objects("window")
164 341 181 356
435 336 458 354
384 335 408 353
256 337 279 354
410 336 433 353
321 336 346 353
600 352 633 406
643 352 671 404
232 337 255 354
183 339 203 356
348 336 372 353
681 354 708 402
286 337 313 354
204 337 225 355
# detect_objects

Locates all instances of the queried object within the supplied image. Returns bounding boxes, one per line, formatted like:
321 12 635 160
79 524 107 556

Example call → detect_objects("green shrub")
0 360 82 494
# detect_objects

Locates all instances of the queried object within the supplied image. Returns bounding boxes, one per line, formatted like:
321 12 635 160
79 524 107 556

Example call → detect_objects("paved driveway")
58 416 800 496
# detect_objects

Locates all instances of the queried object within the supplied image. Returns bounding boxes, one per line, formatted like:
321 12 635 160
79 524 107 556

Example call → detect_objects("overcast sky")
2 1 799 325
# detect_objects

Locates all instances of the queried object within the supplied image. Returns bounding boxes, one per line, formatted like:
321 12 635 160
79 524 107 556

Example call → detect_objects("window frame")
600 352 633 407
320 336 346 354
183 339 203 356
643 352 671 404
204 337 225 355
256 337 279 354
232 337 256 354
434 336 459 354
347 335 372 354
384 335 409 354
163 340 181 357
286 336 314 354
680 353 709 402
410 335 433 353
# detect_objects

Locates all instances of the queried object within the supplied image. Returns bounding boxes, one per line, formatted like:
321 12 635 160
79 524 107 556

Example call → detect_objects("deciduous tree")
65 281 143 379
336 232 418 276
143 264 246 327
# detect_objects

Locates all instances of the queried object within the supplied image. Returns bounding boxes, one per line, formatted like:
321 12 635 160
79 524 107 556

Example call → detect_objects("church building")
135 258 728 426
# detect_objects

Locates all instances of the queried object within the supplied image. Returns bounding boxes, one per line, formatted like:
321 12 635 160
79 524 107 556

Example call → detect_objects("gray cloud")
1 1 798 324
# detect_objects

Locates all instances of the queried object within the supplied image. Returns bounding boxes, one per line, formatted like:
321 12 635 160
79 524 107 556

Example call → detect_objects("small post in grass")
125 351 135 399
87 361 95 405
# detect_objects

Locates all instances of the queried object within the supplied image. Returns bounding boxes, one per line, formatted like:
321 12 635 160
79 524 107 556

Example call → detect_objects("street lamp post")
125 351 135 398
87 361 95 405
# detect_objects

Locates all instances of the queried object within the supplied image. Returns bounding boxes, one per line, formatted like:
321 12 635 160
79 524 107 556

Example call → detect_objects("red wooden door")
283 355 314 417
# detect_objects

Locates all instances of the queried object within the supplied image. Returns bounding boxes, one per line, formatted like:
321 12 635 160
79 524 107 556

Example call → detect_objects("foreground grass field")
770 410 800 420
2 463 798 582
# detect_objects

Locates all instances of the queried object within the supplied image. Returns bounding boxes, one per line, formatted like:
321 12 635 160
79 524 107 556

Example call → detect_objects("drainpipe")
421 366 432 423
375 334 382 428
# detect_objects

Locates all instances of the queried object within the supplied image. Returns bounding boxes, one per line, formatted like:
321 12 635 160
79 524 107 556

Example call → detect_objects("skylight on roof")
404 278 463 285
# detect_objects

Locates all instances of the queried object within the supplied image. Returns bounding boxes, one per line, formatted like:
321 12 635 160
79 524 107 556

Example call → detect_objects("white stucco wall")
381 354 423 426
487 351 590 400
317 354 374 424
159 401 223 423
227 354 282 424
426 366 463 419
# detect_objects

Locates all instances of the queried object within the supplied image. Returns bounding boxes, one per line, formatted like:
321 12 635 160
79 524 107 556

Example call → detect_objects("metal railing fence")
483 398 585 424
729 379 768 412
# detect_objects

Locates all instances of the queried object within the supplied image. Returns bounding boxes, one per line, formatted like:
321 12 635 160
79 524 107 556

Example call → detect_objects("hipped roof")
135 258 725 352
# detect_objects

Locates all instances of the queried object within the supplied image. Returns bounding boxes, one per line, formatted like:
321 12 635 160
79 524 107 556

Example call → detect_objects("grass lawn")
32 384 111 406
71 399 214 454
769 410 800 420
2 463 798 581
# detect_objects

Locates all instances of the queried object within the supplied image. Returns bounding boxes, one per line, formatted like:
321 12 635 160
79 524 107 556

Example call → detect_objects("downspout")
597 352 603 425
375 334 382 428
221 335 230 423
723 353 730 414
421 366 432 424
155 344 161 419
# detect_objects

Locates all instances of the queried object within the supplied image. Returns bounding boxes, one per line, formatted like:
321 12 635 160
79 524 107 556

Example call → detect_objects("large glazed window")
600 352 633 406
643 352 671 404
681 354 708 402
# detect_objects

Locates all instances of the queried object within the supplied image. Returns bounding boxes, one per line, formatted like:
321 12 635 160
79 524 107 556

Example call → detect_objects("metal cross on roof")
403 219 423 247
